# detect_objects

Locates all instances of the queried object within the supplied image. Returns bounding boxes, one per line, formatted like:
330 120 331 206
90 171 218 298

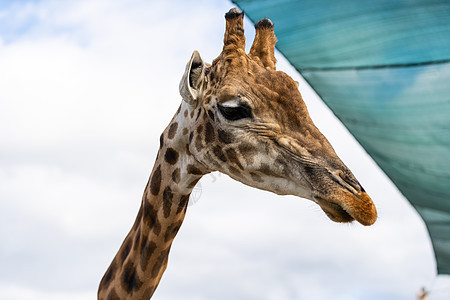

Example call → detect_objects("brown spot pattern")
213 146 227 162
168 122 178 139
187 164 203 175
121 261 143 293
159 134 164 149
101 263 116 288
226 148 243 169
228 166 241 177
133 207 143 231
151 248 171 278
120 237 132 264
143 202 161 236
185 144 192 156
177 195 190 214
207 109 215 121
163 187 173 218
134 226 141 247
140 240 157 269
164 220 183 242
150 165 162 196
195 136 203 152
172 168 180 183
218 129 232 144
164 148 179 165
250 172 264 182
187 178 200 188
196 124 203 134
205 122 215 143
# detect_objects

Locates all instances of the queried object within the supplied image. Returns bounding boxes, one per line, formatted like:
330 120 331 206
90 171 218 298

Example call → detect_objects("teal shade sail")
233 0 450 274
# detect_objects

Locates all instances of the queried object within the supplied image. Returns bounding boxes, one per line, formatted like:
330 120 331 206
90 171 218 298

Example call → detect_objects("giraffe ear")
179 50 206 107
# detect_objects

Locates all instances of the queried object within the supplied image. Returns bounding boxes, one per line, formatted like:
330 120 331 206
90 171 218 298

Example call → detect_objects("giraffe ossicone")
98 8 377 299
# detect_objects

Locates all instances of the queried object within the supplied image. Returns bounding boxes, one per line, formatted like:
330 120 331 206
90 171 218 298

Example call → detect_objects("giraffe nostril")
335 170 361 195
337 170 345 180
360 185 366 193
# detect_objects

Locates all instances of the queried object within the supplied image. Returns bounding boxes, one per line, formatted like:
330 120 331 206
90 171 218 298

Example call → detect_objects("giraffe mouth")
314 192 377 226
315 197 355 223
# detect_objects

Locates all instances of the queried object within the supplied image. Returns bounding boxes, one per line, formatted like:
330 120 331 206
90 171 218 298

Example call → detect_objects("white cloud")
0 284 91 300
1 0 448 299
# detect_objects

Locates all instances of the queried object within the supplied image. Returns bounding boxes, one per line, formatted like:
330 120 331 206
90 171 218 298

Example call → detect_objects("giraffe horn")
249 18 277 70
221 8 246 60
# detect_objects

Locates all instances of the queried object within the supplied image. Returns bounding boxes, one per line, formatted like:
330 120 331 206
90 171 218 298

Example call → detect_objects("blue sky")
0 0 449 299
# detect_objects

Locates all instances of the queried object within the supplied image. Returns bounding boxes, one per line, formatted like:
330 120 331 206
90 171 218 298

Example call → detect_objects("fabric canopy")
233 0 450 274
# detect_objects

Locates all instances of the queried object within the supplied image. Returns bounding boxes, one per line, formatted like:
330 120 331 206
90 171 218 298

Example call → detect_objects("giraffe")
98 8 377 299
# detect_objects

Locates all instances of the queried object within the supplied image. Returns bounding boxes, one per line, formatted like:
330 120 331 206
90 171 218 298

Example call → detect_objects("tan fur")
98 8 377 300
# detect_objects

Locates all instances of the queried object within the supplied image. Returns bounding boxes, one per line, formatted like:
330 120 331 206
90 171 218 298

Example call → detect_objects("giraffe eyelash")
217 103 253 121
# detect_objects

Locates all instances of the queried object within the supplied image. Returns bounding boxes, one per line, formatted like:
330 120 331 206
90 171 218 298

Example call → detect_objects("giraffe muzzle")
314 191 377 226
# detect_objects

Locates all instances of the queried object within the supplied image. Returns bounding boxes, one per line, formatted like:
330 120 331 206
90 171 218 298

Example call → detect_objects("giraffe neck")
98 103 206 299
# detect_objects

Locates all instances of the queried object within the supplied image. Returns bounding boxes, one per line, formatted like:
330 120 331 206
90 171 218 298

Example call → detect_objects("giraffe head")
178 9 377 226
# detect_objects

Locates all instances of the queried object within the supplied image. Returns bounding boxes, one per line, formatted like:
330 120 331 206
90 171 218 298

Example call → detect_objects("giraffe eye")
217 103 253 121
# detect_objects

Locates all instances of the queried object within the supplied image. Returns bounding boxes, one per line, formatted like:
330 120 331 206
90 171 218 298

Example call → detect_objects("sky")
0 0 449 299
